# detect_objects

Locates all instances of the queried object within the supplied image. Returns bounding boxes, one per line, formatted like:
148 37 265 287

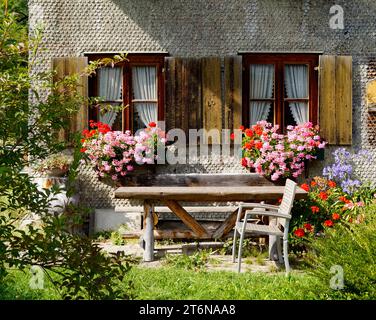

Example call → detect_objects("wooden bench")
116 205 239 239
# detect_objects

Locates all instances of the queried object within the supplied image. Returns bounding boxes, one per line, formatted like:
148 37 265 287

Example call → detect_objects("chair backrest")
277 179 297 227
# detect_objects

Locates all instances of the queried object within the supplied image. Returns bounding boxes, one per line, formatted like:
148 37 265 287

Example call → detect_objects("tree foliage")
0 4 133 299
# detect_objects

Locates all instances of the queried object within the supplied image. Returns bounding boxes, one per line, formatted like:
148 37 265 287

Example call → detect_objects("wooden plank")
52 58 67 142
180 58 188 134
163 200 208 237
115 186 308 201
366 80 376 107
73 57 88 134
188 58 202 131
336 56 352 145
117 172 275 187
319 55 336 144
213 208 242 239
175 58 183 131
116 205 238 213
224 56 242 130
52 57 88 143
155 206 238 213
164 57 176 131
202 57 222 144
143 201 155 262
66 57 88 135
165 57 202 135
121 230 213 240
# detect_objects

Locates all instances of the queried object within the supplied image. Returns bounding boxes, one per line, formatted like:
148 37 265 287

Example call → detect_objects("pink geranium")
80 122 165 181
239 121 326 180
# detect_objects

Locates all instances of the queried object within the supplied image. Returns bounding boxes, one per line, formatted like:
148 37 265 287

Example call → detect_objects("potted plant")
80 121 166 186
33 153 72 177
233 121 326 184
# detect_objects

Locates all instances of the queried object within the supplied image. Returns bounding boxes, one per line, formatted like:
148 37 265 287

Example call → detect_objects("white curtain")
98 67 122 127
249 64 274 125
285 64 309 125
132 66 158 127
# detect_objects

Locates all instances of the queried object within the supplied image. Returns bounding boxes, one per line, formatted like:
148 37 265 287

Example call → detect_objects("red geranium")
328 180 337 188
255 141 263 150
332 213 340 220
311 206 320 213
310 180 317 187
339 196 350 204
253 125 263 136
230 132 235 140
294 228 305 238
244 142 253 150
300 183 310 192
98 123 111 134
324 220 334 227
80 147 87 153
304 223 313 232
245 129 253 137
319 191 328 201
241 157 247 167
148 122 157 127
239 125 245 131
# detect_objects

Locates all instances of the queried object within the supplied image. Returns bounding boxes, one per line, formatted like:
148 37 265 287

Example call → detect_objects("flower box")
81 121 165 185
235 121 326 181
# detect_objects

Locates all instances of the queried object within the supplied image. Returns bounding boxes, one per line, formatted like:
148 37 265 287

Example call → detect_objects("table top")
114 185 308 202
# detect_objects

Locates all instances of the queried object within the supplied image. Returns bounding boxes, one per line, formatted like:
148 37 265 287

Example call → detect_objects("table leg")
163 200 208 238
143 200 155 262
213 208 242 239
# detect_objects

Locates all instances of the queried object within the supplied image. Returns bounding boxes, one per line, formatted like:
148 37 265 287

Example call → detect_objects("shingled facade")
29 0 376 231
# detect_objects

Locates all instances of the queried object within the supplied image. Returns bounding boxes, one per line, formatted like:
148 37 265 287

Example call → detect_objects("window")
242 53 319 131
88 53 166 132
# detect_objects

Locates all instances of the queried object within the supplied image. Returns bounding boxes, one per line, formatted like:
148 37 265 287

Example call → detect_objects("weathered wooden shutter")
164 57 202 134
319 55 352 145
52 57 88 143
224 56 242 130
202 57 222 143
165 56 242 143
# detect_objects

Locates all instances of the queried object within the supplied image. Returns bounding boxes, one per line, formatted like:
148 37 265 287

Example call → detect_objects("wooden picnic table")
114 173 307 261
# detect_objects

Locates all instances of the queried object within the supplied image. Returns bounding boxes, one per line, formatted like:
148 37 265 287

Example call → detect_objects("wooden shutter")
224 56 242 130
319 55 352 145
202 57 222 143
164 57 202 134
52 57 88 143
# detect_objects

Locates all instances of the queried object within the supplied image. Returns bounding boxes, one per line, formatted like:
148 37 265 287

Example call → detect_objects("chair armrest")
244 210 291 221
239 203 280 211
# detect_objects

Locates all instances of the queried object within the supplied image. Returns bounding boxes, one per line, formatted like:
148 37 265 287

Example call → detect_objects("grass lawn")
127 267 327 300
0 266 329 300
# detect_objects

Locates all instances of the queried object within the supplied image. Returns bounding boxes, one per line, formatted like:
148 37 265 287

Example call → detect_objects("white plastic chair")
232 179 297 274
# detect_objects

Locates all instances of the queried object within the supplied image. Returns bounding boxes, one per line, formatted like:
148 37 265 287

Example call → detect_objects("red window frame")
241 53 319 132
87 53 166 132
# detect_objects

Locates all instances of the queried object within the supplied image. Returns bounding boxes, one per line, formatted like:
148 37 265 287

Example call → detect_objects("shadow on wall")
110 0 246 56
109 0 376 56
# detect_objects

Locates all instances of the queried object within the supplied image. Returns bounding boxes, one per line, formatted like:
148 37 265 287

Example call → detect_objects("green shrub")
110 231 126 246
290 176 376 255
309 204 376 299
